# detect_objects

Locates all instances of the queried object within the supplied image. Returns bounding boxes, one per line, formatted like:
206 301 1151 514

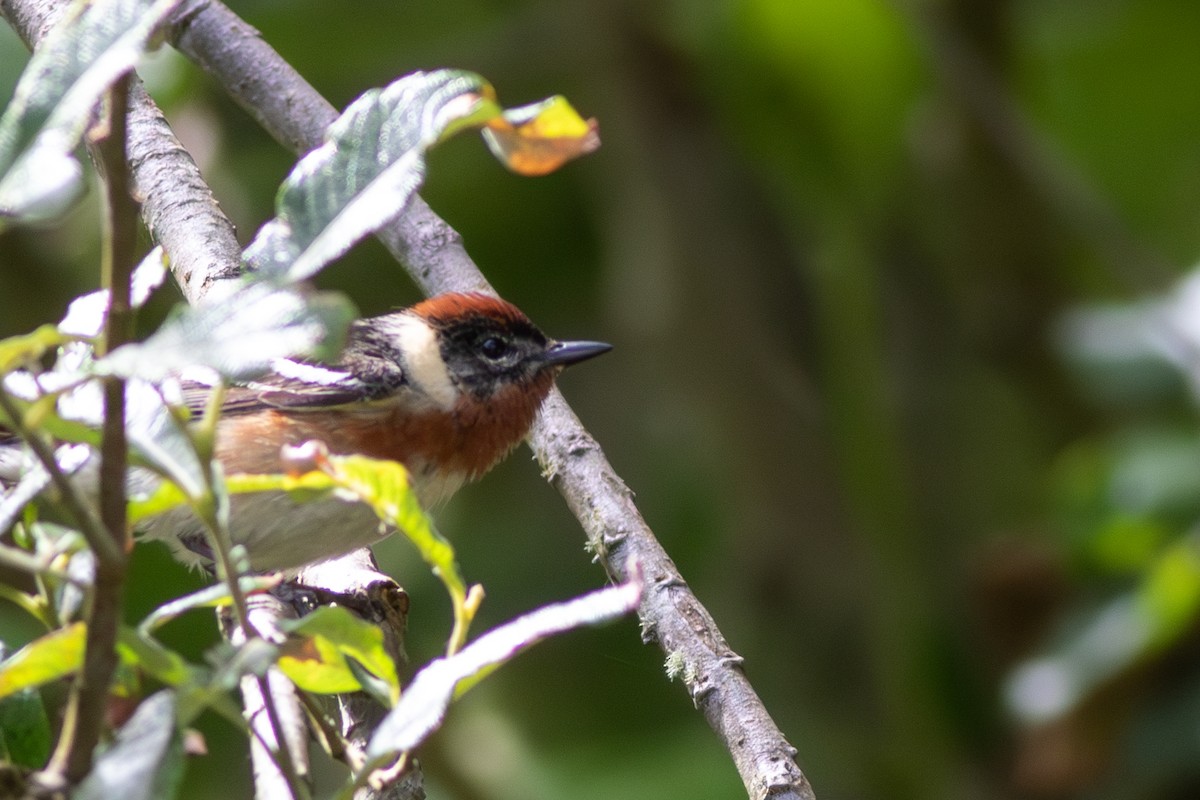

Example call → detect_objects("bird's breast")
214 385 545 504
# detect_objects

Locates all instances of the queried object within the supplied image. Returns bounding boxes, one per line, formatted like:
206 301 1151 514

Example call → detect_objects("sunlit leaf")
243 69 598 282
99 282 355 382
59 248 169 338
3 376 206 501
227 451 477 653
127 479 189 524
0 622 85 699
73 691 183 800
318 452 477 654
481 95 600 176
365 570 641 762
277 633 362 696
280 605 400 704
0 0 182 222
136 576 280 635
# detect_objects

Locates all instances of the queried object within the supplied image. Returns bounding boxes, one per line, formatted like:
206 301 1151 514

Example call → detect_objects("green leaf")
0 325 71 374
0 0 182 222
365 571 641 763
0 688 52 769
116 627 197 687
279 605 400 704
276 633 362 697
99 282 356 382
243 69 598 282
226 455 478 653
2 376 207 501
0 622 85 699
73 691 183 800
320 453 477 654
127 479 189 525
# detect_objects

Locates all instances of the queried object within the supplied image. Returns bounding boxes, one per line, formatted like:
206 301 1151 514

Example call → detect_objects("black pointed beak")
542 340 612 368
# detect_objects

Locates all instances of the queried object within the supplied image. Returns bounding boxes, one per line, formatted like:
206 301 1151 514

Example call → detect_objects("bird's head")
348 292 610 413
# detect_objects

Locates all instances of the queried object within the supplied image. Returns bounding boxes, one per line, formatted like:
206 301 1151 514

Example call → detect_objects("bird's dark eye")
479 336 510 360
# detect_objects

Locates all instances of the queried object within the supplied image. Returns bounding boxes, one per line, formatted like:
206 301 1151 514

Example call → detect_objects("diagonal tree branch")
167 2 812 798
1 0 812 796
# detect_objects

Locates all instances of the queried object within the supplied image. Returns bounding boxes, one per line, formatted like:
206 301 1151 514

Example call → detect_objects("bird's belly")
139 465 468 572
141 490 387 572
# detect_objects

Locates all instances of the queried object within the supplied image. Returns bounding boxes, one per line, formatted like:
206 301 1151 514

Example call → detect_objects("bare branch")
167 3 812 797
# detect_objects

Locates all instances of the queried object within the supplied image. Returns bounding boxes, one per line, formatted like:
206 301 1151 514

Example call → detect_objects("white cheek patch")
386 314 458 409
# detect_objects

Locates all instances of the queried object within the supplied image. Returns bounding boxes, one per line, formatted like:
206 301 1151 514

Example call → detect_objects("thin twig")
44 72 139 785
0 4 307 795
166 3 812 798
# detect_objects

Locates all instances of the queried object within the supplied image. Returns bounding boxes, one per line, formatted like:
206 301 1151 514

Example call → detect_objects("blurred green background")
6 0 1200 798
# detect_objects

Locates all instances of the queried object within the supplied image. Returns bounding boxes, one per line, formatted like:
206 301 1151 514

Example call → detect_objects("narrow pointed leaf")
0 325 71 374
226 453 476 651
0 0 181 221
116 627 199 687
136 577 280 635
366 571 641 761
319 452 477 652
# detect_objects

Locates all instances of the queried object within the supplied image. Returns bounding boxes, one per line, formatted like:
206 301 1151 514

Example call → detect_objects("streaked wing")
180 362 372 418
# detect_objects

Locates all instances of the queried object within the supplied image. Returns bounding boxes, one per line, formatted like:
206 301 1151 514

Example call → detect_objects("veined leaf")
0 0 182 222
243 69 598 282
99 281 356 382
365 570 642 762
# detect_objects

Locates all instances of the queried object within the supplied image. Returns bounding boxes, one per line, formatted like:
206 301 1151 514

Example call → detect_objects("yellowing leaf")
0 622 86 699
482 96 600 176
